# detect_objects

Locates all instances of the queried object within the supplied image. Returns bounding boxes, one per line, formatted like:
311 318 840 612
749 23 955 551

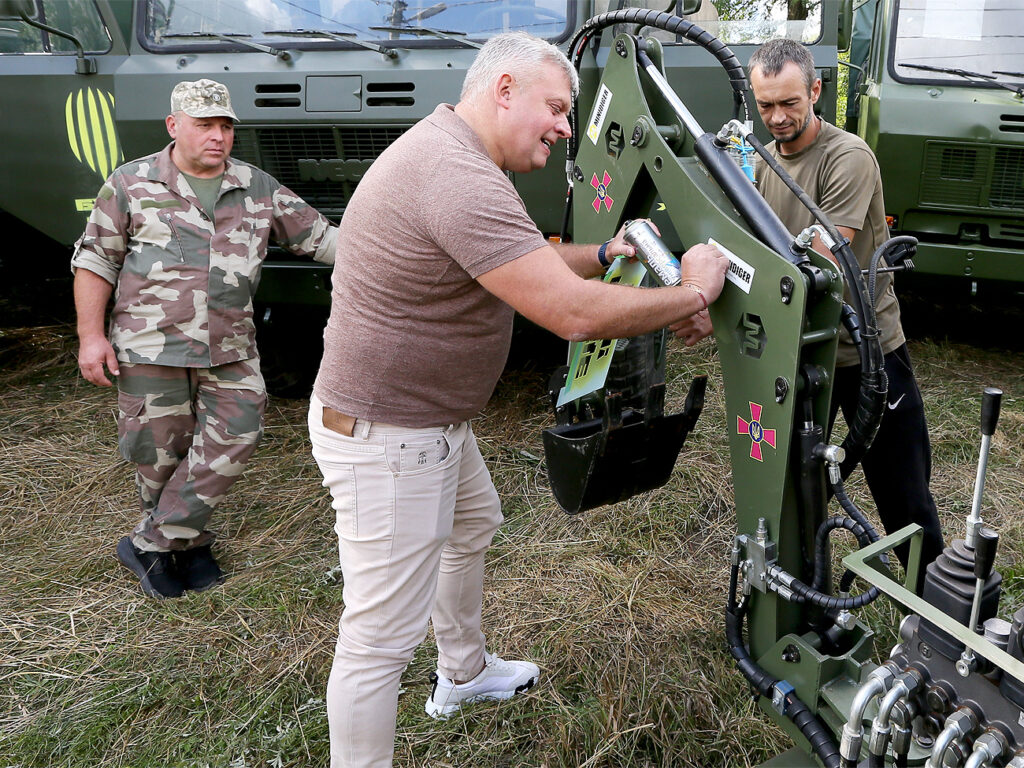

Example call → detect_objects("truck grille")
232 126 411 220
921 142 1024 212
991 147 1024 209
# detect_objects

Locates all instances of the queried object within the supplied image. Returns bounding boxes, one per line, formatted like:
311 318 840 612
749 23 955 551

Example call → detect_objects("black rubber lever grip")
981 387 1002 436
975 526 999 580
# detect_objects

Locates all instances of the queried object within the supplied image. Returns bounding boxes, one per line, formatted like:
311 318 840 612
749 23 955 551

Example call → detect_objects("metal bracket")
843 525 1024 686
736 532 778 594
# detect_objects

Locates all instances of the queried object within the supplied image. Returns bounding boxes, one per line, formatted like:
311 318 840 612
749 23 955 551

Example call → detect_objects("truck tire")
254 305 326 399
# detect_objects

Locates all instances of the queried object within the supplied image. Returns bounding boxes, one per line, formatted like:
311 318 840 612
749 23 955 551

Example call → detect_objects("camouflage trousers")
116 359 266 551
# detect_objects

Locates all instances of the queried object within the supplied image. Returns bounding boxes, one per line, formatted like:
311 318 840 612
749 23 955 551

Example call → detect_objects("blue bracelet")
597 240 612 267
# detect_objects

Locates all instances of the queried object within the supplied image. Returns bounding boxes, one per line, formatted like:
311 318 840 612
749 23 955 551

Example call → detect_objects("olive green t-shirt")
181 171 224 221
756 120 905 367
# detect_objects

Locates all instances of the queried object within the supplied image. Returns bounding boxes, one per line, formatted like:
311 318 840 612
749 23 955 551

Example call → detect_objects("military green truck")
0 0 845 391
846 0 1024 292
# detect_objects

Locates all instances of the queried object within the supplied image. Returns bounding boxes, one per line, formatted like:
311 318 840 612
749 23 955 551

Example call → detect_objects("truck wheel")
254 305 326 399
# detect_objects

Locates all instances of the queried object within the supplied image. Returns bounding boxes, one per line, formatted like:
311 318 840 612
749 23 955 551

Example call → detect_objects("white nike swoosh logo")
888 394 906 410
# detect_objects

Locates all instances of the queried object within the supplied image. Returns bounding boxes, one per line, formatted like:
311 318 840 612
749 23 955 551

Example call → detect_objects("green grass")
0 322 1021 767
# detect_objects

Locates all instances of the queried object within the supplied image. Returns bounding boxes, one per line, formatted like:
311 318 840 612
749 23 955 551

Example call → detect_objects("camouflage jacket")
72 142 337 368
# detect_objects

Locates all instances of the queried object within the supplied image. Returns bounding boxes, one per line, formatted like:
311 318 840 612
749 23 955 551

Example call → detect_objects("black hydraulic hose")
786 692 842 768
832 477 882 548
726 564 842 768
743 131 888 477
832 474 890 587
812 515 872 592
868 235 918 302
868 754 884 768
838 566 857 595
785 570 881 610
726 604 778 694
566 9 750 166
560 8 752 240
559 186 574 242
742 132 873 342
690 131 803 263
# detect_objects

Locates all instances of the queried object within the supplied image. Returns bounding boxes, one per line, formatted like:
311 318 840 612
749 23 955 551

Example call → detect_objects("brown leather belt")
322 406 357 437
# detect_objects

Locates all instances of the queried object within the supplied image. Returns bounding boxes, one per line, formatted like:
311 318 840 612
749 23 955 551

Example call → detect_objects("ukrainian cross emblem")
737 401 777 462
591 171 614 213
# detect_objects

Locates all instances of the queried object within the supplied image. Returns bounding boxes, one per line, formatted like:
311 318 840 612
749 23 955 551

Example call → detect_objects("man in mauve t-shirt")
750 39 942 576
308 32 729 767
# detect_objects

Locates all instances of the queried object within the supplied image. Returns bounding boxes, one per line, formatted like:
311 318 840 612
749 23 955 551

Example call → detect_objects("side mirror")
678 0 701 14
837 0 852 52
0 0 35 20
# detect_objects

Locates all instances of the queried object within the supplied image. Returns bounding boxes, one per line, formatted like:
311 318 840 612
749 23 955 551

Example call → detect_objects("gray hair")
460 31 578 101
748 38 817 95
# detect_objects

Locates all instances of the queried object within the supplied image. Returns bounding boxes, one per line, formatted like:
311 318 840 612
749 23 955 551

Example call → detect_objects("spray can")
623 219 681 287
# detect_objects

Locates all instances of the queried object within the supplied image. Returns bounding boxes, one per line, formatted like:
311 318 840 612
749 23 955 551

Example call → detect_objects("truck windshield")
143 0 571 46
608 0 823 45
892 0 1024 87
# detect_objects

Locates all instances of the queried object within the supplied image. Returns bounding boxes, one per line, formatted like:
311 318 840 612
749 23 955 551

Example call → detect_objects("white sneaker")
424 651 540 718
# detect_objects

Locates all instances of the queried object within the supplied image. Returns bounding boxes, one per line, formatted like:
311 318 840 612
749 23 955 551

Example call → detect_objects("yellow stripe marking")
100 90 122 166
86 87 109 178
76 89 96 175
65 92 82 162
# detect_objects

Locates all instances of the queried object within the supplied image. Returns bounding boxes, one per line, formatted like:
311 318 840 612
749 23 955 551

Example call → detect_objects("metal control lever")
958 527 999 676
971 528 999 632
966 388 1003 547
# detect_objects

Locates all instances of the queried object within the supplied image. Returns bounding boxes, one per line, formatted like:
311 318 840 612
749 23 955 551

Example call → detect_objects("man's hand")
670 309 713 347
78 334 119 387
679 243 728 303
604 219 661 262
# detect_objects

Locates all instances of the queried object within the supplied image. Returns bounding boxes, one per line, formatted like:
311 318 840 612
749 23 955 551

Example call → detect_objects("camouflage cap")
170 79 239 122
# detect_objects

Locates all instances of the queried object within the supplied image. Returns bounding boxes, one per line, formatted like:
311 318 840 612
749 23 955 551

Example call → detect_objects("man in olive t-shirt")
750 39 943 575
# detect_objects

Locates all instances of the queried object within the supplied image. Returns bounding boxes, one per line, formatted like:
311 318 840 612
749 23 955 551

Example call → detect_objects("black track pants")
831 343 944 573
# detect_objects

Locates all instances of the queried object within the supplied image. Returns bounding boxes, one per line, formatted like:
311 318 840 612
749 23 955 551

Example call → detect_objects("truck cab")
0 0 843 389
848 0 1024 290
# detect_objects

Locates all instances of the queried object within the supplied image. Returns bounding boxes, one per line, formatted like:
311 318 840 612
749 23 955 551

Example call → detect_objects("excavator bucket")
543 375 706 514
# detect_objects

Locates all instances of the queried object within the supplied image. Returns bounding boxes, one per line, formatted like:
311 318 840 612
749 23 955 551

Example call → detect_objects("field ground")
0 303 1022 767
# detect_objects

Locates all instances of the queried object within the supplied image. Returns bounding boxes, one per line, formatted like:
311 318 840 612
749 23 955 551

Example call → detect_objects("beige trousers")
308 394 503 768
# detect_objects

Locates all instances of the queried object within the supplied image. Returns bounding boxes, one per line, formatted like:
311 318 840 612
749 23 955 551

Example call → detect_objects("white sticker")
709 238 755 295
586 84 613 145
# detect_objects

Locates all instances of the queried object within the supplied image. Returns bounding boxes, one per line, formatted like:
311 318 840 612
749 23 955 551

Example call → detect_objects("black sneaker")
115 536 185 599
175 544 225 592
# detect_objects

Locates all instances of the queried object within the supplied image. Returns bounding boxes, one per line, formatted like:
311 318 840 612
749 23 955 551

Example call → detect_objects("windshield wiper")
899 62 1024 97
369 25 482 48
264 29 400 59
164 32 292 61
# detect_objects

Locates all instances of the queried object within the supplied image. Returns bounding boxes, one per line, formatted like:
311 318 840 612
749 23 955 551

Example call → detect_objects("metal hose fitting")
964 731 1008 768
927 708 980 768
869 669 924 759
841 664 898 764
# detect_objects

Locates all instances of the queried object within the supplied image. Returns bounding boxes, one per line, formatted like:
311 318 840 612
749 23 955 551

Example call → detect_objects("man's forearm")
552 241 605 279
557 279 707 341
73 268 114 339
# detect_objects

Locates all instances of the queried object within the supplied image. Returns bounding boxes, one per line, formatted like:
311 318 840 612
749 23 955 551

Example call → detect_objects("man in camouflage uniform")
72 79 337 599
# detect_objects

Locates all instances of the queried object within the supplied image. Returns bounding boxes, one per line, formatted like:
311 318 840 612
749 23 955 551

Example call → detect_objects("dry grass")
0 322 1021 768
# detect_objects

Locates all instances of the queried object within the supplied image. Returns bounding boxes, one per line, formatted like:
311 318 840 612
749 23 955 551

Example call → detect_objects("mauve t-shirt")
313 104 548 427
